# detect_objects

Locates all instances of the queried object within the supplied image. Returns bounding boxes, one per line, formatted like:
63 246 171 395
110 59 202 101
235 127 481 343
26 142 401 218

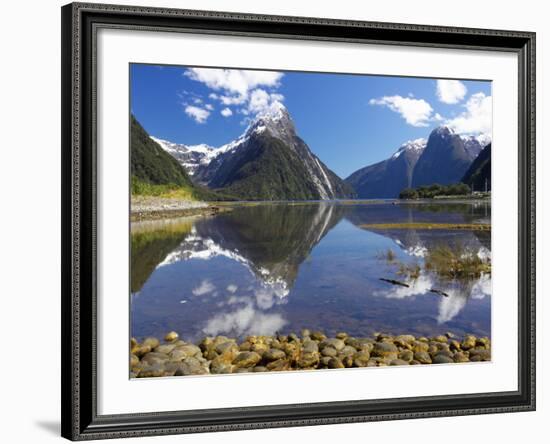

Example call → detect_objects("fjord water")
131 201 491 342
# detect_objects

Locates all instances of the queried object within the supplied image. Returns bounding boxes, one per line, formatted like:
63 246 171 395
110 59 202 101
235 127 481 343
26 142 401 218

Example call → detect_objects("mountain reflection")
131 201 491 340
131 203 346 294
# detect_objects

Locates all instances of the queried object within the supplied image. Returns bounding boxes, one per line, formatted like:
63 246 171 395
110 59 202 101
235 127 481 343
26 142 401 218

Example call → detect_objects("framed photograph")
61 2 536 440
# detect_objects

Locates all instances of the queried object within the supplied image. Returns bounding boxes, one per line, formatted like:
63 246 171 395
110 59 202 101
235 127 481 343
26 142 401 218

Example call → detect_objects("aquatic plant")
424 244 491 280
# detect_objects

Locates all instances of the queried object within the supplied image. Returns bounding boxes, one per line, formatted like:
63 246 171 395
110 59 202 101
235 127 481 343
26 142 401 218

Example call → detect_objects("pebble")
432 354 455 364
129 330 491 377
233 351 262 368
164 331 179 342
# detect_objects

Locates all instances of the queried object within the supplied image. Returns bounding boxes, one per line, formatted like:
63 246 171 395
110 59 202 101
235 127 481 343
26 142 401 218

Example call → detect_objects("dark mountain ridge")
462 143 491 191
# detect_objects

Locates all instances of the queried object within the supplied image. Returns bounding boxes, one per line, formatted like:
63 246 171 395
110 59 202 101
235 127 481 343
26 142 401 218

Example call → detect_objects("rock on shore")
130 330 491 378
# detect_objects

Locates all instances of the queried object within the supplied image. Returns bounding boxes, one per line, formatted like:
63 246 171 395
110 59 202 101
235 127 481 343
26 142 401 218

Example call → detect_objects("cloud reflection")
203 304 287 337
376 269 490 325
192 279 216 296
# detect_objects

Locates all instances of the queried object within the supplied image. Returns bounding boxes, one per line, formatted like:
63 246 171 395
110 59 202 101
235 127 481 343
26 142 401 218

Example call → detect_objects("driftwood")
379 278 449 297
379 278 410 288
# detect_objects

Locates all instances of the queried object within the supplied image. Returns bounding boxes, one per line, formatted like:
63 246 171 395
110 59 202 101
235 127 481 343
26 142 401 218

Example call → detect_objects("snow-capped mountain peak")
151 137 220 175
149 103 351 200
245 102 295 144
432 125 456 138
392 138 427 159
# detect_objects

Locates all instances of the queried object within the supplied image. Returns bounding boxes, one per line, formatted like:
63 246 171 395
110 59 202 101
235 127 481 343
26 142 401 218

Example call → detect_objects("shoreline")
130 330 491 378
130 197 491 222
130 195 230 222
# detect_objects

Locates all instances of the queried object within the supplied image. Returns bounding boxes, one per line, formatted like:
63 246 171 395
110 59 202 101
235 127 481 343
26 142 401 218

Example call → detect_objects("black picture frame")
61 2 536 440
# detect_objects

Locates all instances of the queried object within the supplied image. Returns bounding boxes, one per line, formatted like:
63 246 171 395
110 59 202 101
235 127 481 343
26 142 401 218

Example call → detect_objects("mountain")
131 115 195 188
462 143 491 191
345 138 426 198
154 103 354 201
461 134 491 160
149 137 218 177
411 126 482 188
345 127 490 199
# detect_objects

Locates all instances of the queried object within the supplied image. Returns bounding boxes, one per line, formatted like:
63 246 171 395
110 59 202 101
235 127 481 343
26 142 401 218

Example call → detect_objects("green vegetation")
425 244 491 280
131 115 194 189
377 243 491 282
397 262 422 280
360 222 491 231
210 134 354 201
462 144 491 192
399 183 471 199
130 116 236 202
131 175 236 202
131 176 195 199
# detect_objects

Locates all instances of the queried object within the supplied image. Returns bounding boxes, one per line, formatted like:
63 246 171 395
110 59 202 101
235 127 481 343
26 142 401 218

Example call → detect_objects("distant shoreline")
130 196 491 222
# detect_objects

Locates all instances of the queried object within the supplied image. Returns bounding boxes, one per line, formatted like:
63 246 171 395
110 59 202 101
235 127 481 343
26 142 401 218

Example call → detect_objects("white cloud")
204 104 214 111
185 68 285 119
184 105 210 124
247 89 284 115
445 92 492 134
369 95 435 127
220 107 233 117
436 79 467 104
185 68 283 97
219 94 248 106
226 284 238 293
192 279 215 296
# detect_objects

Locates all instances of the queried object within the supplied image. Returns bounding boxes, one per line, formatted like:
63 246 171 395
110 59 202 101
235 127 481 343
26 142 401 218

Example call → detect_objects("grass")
424 244 491 280
377 243 491 281
377 248 397 263
397 262 422 280
360 222 491 231
131 176 196 200
131 176 237 202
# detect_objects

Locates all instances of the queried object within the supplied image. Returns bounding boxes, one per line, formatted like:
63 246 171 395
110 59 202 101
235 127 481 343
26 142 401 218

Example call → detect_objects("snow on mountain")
460 133 492 160
391 138 427 159
152 103 352 199
150 137 216 175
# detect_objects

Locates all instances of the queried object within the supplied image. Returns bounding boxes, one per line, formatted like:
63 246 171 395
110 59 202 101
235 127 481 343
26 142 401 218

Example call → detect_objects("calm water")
131 201 491 342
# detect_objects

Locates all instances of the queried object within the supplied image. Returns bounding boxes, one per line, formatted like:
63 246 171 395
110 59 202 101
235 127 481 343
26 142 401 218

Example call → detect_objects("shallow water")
130 201 491 342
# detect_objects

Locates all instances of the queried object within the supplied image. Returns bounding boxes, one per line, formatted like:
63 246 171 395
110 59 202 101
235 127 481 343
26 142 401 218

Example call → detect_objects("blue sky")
130 64 491 178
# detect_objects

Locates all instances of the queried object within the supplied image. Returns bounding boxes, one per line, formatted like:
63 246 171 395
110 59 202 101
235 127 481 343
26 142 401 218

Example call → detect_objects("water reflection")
131 201 491 341
353 211 491 326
